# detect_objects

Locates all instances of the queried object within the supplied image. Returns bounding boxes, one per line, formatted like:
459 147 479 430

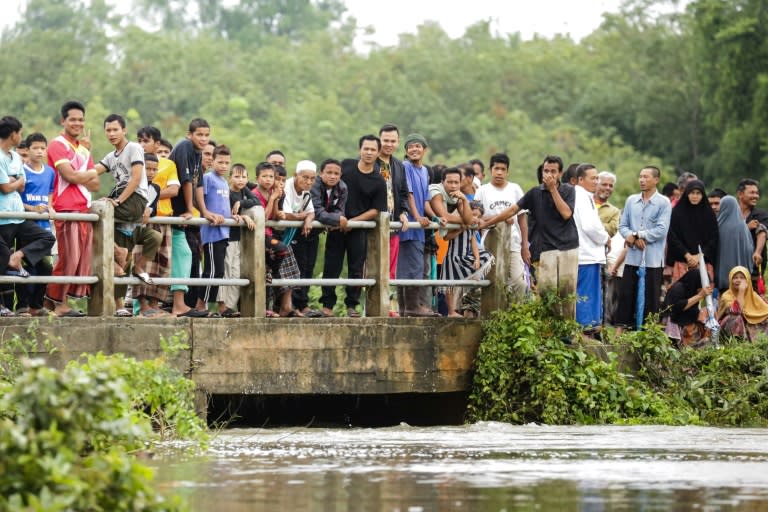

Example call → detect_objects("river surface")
150 423 768 511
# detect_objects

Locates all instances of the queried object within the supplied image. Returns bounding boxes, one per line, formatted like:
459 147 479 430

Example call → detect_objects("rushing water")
150 424 768 511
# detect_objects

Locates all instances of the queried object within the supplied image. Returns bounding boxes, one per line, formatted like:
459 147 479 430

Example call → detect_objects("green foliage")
0 319 57 386
469 296 768 427
0 331 205 510
467 295 682 425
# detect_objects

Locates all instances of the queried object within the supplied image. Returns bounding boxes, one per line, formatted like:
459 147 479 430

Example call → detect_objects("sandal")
265 310 280 318
115 308 133 317
5 268 30 278
134 271 154 285
0 306 14 317
347 308 361 318
15 307 32 317
220 308 241 318
177 309 210 318
280 309 305 318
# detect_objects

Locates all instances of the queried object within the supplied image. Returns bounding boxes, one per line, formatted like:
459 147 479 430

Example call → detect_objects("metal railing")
0 203 512 317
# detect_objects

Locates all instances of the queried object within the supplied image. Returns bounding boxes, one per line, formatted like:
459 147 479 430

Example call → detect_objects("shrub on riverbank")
0 332 205 510
467 295 768 426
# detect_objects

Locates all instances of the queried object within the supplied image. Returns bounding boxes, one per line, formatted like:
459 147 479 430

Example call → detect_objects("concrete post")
364 212 390 317
240 206 266 317
89 201 115 317
480 220 511 317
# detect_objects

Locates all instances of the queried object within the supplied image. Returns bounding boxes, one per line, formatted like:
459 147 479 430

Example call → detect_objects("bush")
467 295 698 425
0 331 206 510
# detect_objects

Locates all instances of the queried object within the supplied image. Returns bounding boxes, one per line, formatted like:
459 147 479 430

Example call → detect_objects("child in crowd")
131 153 171 317
310 158 348 317
251 162 289 316
21 133 55 231
193 144 231 316
216 163 257 317
15 132 55 316
156 139 172 159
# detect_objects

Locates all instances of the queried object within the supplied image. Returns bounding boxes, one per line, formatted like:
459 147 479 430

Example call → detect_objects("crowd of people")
1 101 767 343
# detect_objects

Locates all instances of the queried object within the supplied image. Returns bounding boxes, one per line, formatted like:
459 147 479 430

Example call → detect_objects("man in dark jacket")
375 124 411 316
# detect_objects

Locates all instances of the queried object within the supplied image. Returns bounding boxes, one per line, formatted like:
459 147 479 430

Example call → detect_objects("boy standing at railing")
216 163 257 317
46 101 101 317
94 114 163 317
193 144 230 316
311 159 347 317
15 132 55 316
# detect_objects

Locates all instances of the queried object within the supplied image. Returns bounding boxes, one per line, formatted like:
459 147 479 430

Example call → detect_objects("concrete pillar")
481 220 511 317
89 201 115 317
366 212 390 317
239 206 266 317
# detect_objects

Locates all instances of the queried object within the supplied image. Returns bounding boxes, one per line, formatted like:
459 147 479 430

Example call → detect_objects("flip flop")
347 308 361 318
177 309 210 318
304 309 323 318
220 308 241 318
281 309 305 318
265 310 280 318
115 308 133 317
134 271 154 285
5 268 30 278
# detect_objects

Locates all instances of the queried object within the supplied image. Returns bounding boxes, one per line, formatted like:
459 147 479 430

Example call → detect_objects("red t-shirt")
48 134 94 212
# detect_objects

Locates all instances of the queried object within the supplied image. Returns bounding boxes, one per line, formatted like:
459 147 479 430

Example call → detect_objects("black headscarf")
666 180 719 267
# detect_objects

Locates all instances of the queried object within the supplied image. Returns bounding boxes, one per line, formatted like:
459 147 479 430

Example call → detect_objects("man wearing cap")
398 133 439 316
282 160 318 316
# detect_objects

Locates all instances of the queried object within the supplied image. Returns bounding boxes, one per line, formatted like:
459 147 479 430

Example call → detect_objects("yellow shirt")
153 158 180 217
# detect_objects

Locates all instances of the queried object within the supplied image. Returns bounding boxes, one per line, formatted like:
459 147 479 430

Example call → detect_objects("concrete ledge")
3 317 483 396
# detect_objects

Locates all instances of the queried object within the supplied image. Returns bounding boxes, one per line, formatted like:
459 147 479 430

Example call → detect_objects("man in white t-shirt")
573 164 610 331
475 153 529 299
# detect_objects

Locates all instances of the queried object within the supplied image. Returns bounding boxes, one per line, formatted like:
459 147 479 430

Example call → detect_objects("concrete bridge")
2 316 482 425
1 205 514 425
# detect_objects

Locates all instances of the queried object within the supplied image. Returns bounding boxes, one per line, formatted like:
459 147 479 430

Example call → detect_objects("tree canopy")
1 0 764 203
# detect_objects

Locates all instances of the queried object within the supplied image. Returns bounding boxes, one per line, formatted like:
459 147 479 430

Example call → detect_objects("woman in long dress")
666 180 718 283
716 196 755 291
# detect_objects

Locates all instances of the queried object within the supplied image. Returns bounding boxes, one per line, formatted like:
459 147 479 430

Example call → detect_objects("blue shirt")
23 163 55 231
619 190 671 268
0 150 25 225
200 172 230 245
400 160 429 243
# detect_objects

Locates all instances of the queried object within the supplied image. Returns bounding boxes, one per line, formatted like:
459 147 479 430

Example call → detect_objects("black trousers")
184 226 202 307
614 265 664 329
200 239 227 306
320 229 367 309
0 220 55 310
0 220 56 273
291 231 319 310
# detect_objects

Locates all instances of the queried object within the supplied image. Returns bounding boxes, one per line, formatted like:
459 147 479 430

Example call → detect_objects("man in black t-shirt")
319 135 387 317
480 155 579 319
167 118 211 317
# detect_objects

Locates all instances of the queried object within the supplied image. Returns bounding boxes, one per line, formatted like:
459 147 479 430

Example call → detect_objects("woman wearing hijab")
663 269 713 347
717 265 768 340
716 196 755 291
666 180 718 283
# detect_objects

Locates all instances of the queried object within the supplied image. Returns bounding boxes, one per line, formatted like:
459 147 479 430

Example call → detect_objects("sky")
2 0 625 44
